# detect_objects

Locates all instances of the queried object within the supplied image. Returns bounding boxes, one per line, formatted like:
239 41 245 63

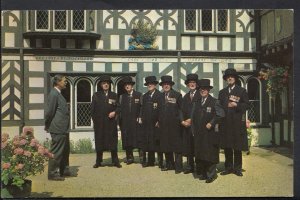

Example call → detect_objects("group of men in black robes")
90 68 249 183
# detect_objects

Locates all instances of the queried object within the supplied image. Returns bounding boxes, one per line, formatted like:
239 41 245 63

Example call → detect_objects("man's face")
147 83 156 92
101 81 110 91
226 75 236 86
199 87 209 97
187 81 197 90
57 77 67 90
162 83 171 92
124 83 133 93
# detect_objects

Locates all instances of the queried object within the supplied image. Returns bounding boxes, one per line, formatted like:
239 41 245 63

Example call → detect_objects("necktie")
201 97 205 105
165 93 168 103
129 94 132 112
190 92 194 101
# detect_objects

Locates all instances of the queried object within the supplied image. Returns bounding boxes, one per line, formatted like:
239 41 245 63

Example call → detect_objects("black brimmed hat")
144 76 159 86
99 75 112 83
198 79 213 89
223 68 239 80
122 76 135 85
185 74 199 85
159 75 175 86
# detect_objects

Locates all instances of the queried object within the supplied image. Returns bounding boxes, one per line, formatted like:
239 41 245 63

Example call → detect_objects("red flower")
2 163 11 169
14 147 24 155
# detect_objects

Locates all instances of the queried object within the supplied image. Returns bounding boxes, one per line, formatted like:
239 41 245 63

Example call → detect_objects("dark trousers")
185 155 195 171
125 148 134 161
157 152 163 166
196 159 217 179
165 152 183 171
224 148 242 171
48 133 70 178
142 151 155 164
96 150 119 164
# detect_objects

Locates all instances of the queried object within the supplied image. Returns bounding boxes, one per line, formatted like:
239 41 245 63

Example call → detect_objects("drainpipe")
20 11 25 134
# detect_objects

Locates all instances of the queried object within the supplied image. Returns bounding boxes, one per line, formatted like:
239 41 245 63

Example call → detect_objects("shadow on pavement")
30 192 62 198
258 146 293 159
67 166 80 177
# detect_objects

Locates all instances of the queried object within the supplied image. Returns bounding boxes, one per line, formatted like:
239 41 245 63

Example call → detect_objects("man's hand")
155 122 159 128
137 118 142 124
185 119 192 126
206 123 212 130
44 127 49 133
228 102 237 107
108 111 116 119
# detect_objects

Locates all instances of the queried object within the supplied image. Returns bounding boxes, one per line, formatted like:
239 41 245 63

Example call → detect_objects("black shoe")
183 169 194 174
142 162 148 168
93 163 101 168
147 162 155 167
158 163 163 169
175 170 182 174
161 166 168 171
220 169 233 175
127 159 134 165
114 162 122 168
199 174 208 180
48 176 65 181
234 170 243 176
206 175 218 183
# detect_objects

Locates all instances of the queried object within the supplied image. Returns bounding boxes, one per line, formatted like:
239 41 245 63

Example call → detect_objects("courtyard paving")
28 147 293 198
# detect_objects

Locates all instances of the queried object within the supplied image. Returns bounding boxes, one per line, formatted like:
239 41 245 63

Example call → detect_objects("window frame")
35 10 50 31
200 9 214 33
71 10 86 32
246 77 262 125
74 78 93 129
216 9 230 33
184 9 199 33
53 10 68 32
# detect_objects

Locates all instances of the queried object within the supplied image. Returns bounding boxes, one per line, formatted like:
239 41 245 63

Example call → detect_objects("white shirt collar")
150 90 155 97
54 87 61 93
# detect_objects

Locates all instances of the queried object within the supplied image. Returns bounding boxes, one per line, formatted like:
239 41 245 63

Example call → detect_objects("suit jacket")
45 88 70 134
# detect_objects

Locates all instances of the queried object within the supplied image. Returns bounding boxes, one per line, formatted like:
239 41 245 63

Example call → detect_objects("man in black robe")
91 75 122 168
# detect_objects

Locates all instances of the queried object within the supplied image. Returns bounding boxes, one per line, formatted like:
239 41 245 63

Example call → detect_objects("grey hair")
53 74 65 87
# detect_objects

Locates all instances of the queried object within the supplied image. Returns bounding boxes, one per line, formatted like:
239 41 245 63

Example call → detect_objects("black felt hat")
223 68 238 80
185 74 199 85
99 75 112 83
159 75 175 86
198 79 213 89
144 76 159 86
122 76 135 85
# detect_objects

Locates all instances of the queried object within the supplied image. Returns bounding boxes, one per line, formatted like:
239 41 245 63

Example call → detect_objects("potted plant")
1 127 53 198
128 20 159 50
246 120 252 155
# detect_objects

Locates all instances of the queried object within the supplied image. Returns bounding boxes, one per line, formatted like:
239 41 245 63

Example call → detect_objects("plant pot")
1 179 32 198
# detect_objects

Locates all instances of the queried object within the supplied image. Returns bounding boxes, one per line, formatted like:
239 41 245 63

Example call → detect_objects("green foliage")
70 139 94 154
134 20 158 44
117 139 124 152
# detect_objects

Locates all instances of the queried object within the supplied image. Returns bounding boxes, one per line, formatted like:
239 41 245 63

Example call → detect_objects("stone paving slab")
28 147 293 198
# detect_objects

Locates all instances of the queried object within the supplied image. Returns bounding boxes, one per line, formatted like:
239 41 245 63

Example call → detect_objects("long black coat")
158 89 183 153
181 90 200 156
91 91 118 152
218 85 249 151
191 95 224 163
118 90 142 149
140 89 162 152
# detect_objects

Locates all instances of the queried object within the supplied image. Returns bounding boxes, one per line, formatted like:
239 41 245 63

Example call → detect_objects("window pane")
55 11 67 30
73 10 85 30
185 10 196 31
201 10 212 31
76 79 91 126
247 78 260 123
218 10 228 31
36 11 48 29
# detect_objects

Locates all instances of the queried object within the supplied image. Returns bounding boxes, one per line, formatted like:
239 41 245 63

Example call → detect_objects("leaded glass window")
217 10 228 31
185 10 197 31
36 10 49 30
54 11 67 30
201 10 213 31
72 10 85 30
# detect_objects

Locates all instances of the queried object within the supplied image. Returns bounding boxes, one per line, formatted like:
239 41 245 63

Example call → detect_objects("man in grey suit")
45 75 70 181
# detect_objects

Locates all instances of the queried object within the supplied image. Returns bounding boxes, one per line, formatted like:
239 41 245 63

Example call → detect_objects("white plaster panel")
144 63 153 72
222 37 231 51
2 88 10 100
112 63 122 72
29 94 44 104
110 35 120 50
168 36 176 50
195 36 204 51
159 63 169 73
249 38 256 52
156 36 162 50
29 109 44 120
209 37 218 51
129 63 137 72
29 61 44 72
51 62 66 71
14 74 20 85
93 63 106 72
124 35 130 50
203 63 214 73
105 17 113 29
23 39 30 48
236 37 244 51
9 11 19 27
1 126 20 137
181 36 190 50
73 62 86 72
96 40 103 49
2 62 10 74
2 75 10 87
5 33 15 47
29 78 44 88
14 88 20 98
